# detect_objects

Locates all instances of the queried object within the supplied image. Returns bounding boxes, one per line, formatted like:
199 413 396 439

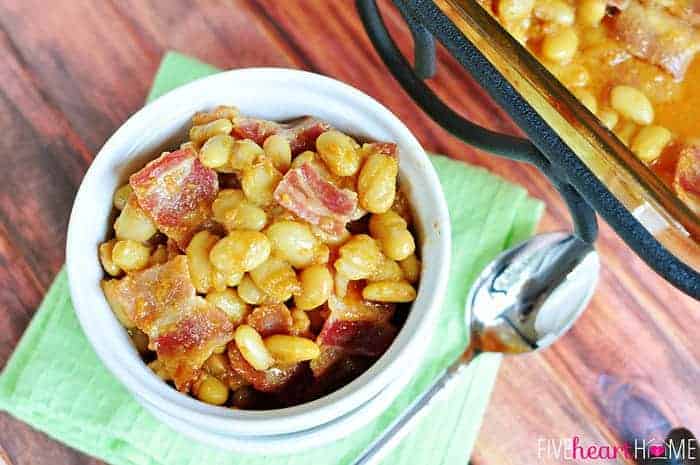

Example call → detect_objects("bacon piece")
610 2 700 80
152 298 234 391
274 162 358 235
674 144 700 214
102 256 235 391
130 148 218 249
227 345 301 392
362 142 398 158
101 256 195 334
309 345 345 378
317 284 397 357
232 116 330 155
231 117 277 145
318 320 397 358
246 304 293 337
638 0 700 24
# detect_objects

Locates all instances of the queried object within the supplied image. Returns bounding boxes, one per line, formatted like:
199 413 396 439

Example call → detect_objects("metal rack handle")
357 0 598 244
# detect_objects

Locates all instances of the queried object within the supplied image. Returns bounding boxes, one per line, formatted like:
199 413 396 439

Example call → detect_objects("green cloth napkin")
0 52 543 465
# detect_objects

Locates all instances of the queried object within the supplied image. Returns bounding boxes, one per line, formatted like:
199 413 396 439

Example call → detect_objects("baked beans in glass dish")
483 0 700 214
99 106 421 409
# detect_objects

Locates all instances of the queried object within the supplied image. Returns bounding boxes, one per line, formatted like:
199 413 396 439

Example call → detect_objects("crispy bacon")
102 256 235 391
227 345 301 392
610 1 700 80
362 142 398 158
130 148 218 249
101 256 195 334
232 116 330 155
317 284 397 357
274 162 358 235
231 117 277 145
246 304 293 337
674 144 700 214
152 299 234 391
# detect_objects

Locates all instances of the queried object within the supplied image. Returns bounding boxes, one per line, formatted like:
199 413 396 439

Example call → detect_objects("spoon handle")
350 357 473 465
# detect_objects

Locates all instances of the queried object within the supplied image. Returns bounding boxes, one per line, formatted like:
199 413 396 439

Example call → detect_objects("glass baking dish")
357 0 700 299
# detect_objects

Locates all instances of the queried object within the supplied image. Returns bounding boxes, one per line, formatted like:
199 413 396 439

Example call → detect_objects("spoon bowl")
352 231 599 465
467 232 599 355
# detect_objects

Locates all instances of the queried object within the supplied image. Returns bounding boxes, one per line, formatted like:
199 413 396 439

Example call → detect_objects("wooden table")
0 1 697 464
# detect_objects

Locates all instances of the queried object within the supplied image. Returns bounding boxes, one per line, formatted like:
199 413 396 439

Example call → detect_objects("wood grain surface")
0 1 697 464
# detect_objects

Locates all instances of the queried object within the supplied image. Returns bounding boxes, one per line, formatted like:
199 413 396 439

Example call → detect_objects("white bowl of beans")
66 68 450 449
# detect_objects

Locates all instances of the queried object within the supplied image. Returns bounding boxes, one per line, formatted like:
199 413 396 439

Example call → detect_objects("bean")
358 152 398 214
200 134 234 169
187 231 220 293
190 118 233 145
334 234 384 280
114 197 157 242
295 265 333 310
265 220 318 268
535 1 575 25
99 240 122 277
631 125 672 163
497 0 535 22
610 85 654 125
264 335 320 364
206 288 250 325
399 254 421 284
249 256 300 303
196 375 229 405
192 105 239 125
316 130 361 176
230 139 264 171
113 184 133 211
578 0 607 27
235 324 274 371
241 160 282 206
112 240 150 272
263 134 292 173
209 230 271 273
541 28 579 63
362 280 417 303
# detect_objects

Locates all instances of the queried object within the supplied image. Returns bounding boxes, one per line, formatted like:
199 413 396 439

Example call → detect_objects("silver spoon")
351 231 599 465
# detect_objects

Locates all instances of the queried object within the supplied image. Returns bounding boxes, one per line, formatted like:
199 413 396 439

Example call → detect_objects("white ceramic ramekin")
66 68 451 448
